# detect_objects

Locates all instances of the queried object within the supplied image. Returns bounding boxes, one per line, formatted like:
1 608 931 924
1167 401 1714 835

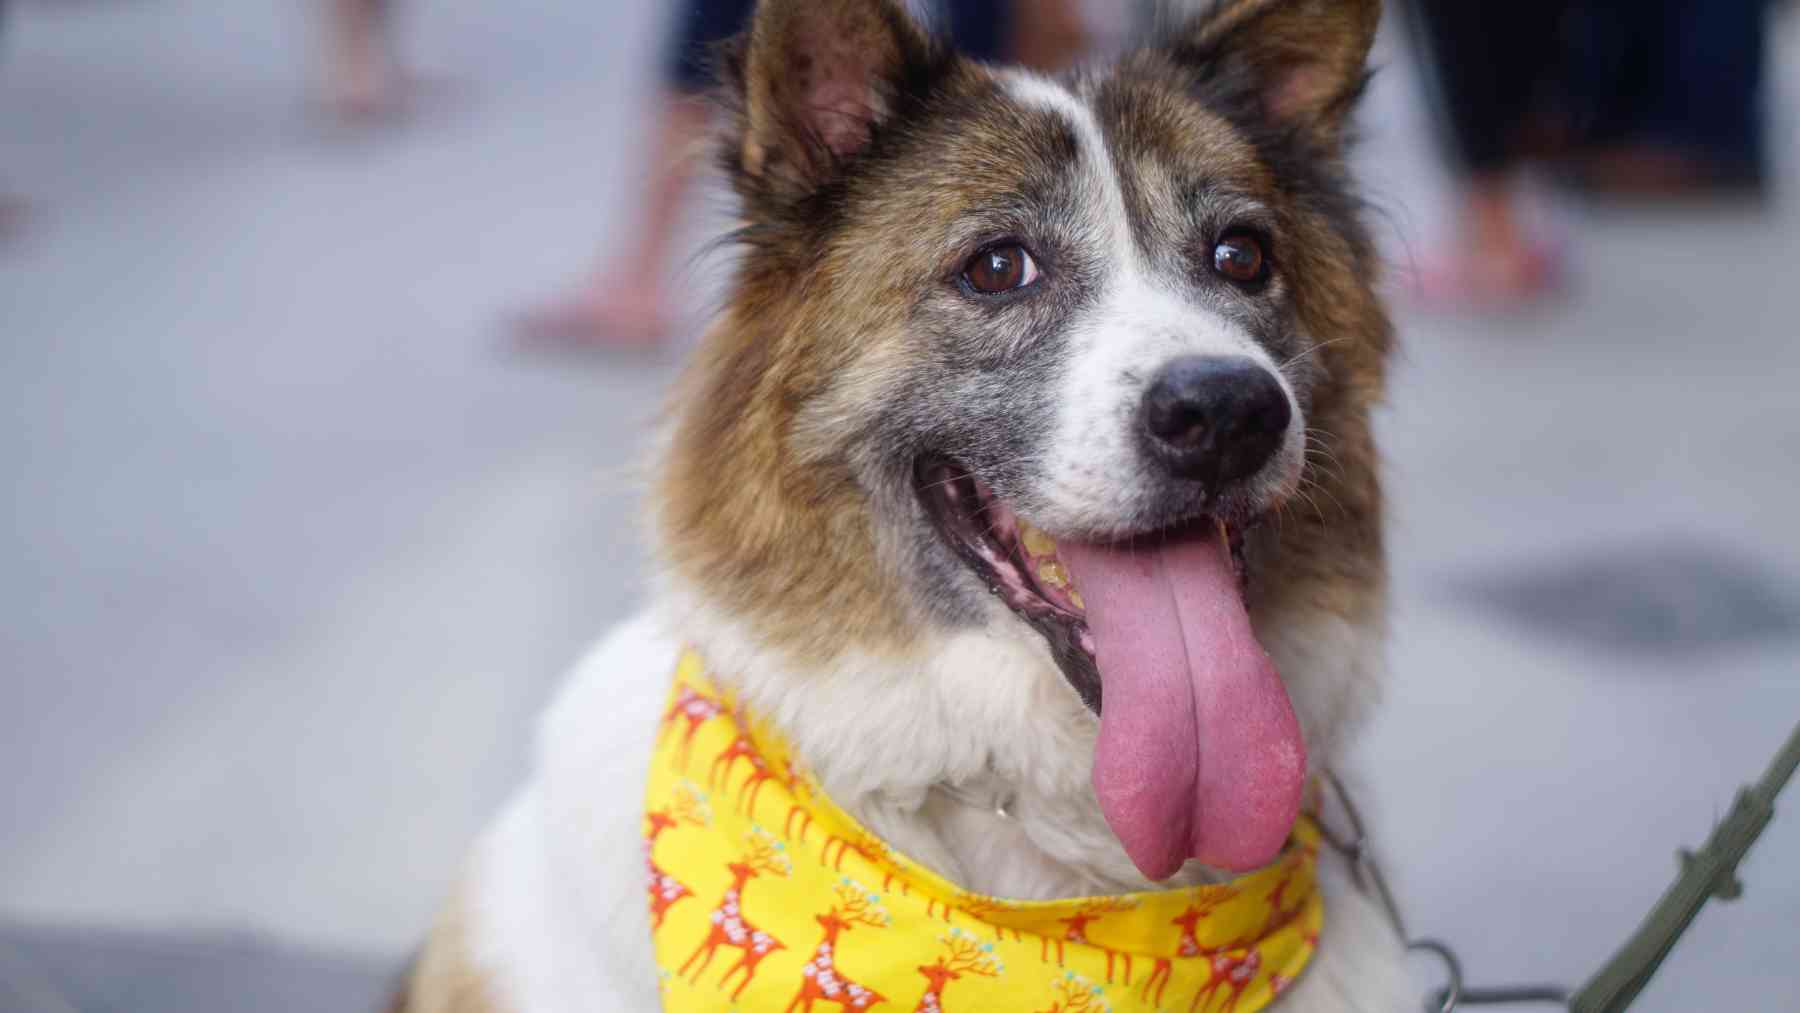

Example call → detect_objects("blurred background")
1 0 1796 1009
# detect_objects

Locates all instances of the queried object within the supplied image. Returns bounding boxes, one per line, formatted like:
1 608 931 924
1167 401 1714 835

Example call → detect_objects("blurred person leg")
323 0 404 121
1580 0 1768 196
1406 0 1572 306
515 0 753 346
514 92 716 346
516 0 1092 348
1666 0 1767 189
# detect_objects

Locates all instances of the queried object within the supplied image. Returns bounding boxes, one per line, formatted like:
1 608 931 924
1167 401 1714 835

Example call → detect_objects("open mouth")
914 459 1250 714
914 456 1304 880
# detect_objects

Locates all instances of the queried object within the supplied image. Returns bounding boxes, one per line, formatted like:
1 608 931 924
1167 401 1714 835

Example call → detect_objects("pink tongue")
1059 533 1305 880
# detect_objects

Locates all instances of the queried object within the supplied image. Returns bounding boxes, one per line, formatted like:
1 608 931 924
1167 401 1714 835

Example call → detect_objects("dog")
397 0 1409 1009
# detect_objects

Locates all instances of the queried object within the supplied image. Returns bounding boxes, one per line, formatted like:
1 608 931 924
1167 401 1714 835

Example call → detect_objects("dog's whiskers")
1296 474 1349 522
1303 450 1348 486
1280 337 1352 373
1304 427 1342 449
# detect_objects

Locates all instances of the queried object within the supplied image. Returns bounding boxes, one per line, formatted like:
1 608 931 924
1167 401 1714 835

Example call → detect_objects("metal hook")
1411 938 1464 1012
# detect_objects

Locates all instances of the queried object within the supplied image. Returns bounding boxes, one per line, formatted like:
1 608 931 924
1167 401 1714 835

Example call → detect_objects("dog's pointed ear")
1168 0 1381 150
728 0 934 195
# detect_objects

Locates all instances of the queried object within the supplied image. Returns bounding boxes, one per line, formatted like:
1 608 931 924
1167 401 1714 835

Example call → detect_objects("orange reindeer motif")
1047 897 1137 984
957 896 1023 942
1034 973 1110 1013
784 879 890 1012
912 929 1003 1013
678 829 792 1000
1188 947 1262 1013
820 827 889 874
737 754 782 818
659 683 726 772
1141 891 1237 1008
1259 838 1317 938
920 896 959 924
708 725 761 792
644 782 710 930
782 759 817 842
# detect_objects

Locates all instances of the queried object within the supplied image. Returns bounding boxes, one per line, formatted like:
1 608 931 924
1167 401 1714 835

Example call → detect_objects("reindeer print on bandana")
645 652 1324 1012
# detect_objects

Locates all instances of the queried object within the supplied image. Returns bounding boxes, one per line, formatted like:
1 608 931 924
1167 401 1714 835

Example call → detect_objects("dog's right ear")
1165 0 1381 152
724 0 935 198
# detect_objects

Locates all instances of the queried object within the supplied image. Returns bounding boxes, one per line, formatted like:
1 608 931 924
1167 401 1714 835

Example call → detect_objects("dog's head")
661 0 1390 881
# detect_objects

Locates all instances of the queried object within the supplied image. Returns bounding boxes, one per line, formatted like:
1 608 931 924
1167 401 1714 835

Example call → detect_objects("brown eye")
962 244 1040 295
1212 231 1268 285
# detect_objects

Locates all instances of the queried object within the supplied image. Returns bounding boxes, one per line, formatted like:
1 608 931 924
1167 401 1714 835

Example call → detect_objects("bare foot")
325 43 410 125
513 279 673 350
329 71 398 124
1407 175 1565 310
1408 241 1562 310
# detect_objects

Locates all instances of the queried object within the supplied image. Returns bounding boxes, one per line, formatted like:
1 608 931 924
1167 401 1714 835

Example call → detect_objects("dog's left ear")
728 0 934 198
1168 0 1381 150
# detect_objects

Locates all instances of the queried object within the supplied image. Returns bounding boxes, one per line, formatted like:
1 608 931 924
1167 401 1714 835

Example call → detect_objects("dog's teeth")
1019 520 1058 559
1017 519 1087 610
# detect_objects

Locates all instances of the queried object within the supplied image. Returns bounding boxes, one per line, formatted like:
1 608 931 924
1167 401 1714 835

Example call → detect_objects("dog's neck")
653 578 1380 899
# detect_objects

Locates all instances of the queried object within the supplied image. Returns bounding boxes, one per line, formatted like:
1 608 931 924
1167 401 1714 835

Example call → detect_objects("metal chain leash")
1316 772 1570 1012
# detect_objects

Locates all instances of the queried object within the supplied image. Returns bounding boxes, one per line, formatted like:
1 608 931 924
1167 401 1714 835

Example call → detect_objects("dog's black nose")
1141 356 1291 488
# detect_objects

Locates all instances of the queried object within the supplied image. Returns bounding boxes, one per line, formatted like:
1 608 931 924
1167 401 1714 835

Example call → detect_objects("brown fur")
661 0 1390 668
659 52 1006 662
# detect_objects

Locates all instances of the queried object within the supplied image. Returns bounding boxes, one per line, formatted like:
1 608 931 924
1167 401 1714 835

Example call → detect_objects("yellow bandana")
645 651 1323 1012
